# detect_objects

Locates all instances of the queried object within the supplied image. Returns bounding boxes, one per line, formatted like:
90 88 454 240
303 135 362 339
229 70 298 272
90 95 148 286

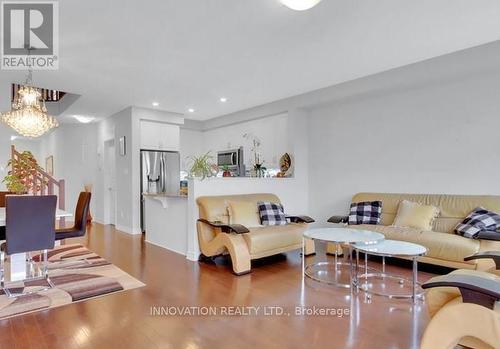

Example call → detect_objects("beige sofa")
196 193 315 275
330 193 500 271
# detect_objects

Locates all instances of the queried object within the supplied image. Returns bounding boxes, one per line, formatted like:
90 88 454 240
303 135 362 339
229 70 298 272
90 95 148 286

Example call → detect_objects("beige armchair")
196 193 315 275
420 252 500 349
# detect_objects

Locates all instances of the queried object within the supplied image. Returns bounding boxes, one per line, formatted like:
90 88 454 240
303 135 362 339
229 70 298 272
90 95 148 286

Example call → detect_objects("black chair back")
55 192 91 240
74 192 91 231
5 195 57 255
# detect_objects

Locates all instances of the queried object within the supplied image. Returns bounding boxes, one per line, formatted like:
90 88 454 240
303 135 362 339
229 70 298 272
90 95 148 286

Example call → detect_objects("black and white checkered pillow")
348 201 382 225
258 202 287 226
455 207 500 238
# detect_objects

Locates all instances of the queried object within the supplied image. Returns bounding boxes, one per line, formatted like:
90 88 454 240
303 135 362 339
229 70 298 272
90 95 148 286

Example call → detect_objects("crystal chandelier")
1 66 59 138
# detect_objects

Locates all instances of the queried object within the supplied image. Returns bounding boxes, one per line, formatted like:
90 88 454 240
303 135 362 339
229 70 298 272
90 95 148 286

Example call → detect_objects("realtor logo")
1 1 59 70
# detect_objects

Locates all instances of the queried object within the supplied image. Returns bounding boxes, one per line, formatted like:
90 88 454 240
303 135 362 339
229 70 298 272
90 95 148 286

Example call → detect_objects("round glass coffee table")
302 228 384 288
353 240 427 304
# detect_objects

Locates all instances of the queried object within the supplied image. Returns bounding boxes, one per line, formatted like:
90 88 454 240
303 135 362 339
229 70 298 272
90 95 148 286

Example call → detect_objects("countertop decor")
187 152 218 180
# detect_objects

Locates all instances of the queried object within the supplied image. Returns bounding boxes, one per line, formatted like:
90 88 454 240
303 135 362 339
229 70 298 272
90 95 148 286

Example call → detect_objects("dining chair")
55 192 91 241
0 191 11 242
0 195 57 298
0 191 12 208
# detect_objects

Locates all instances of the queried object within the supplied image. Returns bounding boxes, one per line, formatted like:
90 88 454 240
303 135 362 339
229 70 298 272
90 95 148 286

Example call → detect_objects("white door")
104 139 116 225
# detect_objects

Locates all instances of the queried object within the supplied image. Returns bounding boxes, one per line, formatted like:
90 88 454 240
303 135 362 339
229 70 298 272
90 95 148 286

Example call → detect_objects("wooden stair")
10 145 66 223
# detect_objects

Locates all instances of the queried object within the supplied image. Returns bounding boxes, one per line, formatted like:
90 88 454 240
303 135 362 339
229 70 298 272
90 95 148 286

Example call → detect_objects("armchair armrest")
197 219 250 234
464 251 500 270
327 215 348 224
286 215 315 224
422 274 500 310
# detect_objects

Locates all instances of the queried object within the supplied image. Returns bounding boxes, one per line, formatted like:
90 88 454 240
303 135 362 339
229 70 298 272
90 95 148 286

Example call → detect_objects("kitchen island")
143 193 188 255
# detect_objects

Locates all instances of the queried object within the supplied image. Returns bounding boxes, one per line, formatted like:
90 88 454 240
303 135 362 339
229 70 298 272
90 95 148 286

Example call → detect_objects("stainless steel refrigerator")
140 150 180 232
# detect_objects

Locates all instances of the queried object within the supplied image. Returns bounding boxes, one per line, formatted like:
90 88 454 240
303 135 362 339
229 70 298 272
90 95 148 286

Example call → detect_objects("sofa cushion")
243 223 303 255
348 201 382 225
227 201 262 228
392 200 440 231
455 207 500 238
257 201 287 226
356 224 480 264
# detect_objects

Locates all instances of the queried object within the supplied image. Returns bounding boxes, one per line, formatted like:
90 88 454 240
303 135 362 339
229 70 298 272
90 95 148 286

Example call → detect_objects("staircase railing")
10 145 66 222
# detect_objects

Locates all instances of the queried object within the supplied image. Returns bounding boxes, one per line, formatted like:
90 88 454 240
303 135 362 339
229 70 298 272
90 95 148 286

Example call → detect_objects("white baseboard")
186 250 200 261
145 239 186 256
116 225 142 235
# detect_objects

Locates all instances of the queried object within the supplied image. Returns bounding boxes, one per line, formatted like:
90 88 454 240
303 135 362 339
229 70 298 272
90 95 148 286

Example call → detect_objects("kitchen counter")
143 194 187 255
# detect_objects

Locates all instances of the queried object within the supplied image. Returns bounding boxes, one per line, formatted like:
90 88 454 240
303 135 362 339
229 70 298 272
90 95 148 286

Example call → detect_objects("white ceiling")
1 0 500 122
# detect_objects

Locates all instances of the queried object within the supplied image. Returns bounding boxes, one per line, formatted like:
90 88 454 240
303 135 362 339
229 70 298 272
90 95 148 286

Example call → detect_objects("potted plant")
220 164 232 177
243 133 267 177
2 151 42 194
253 160 267 178
187 152 218 180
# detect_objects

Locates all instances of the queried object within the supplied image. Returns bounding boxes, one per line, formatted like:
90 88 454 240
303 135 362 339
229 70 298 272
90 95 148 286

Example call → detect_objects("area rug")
0 244 145 319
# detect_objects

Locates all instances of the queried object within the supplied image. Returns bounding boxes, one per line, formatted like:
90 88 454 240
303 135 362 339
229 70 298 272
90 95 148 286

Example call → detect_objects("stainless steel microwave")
217 147 245 176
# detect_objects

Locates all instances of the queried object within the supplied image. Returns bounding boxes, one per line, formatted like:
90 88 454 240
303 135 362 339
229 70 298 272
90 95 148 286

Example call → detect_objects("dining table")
0 207 73 226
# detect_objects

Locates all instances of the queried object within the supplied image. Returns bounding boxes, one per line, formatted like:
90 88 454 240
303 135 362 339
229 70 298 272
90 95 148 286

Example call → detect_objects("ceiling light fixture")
188 108 195 113
152 102 159 107
219 97 227 103
73 115 95 124
279 0 322 11
0 50 58 138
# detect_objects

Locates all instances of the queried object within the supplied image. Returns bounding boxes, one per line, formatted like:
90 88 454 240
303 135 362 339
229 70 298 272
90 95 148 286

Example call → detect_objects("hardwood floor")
0 223 438 349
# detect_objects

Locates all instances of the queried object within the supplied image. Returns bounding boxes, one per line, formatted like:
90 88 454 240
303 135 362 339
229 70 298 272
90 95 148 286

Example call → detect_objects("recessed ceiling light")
10 135 18 141
280 0 322 11
219 97 227 103
188 108 195 113
152 102 159 107
73 115 95 124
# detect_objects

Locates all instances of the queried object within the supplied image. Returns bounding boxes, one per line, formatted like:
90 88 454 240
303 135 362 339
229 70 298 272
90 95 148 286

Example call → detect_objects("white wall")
108 107 136 232
38 123 99 216
308 70 500 225
0 122 98 216
179 128 203 172
179 114 291 173
12 138 41 163
0 125 16 189
202 113 289 171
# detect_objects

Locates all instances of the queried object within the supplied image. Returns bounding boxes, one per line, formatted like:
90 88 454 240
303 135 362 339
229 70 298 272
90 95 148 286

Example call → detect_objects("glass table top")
304 227 384 244
353 239 427 257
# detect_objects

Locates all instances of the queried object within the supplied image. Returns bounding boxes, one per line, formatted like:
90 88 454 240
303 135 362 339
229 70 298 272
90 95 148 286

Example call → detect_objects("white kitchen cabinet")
140 120 180 151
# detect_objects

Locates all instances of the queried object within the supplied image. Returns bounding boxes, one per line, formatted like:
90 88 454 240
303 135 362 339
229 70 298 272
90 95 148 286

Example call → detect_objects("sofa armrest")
422 274 500 310
327 215 348 224
286 215 315 224
464 251 500 270
475 231 500 241
197 219 250 234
